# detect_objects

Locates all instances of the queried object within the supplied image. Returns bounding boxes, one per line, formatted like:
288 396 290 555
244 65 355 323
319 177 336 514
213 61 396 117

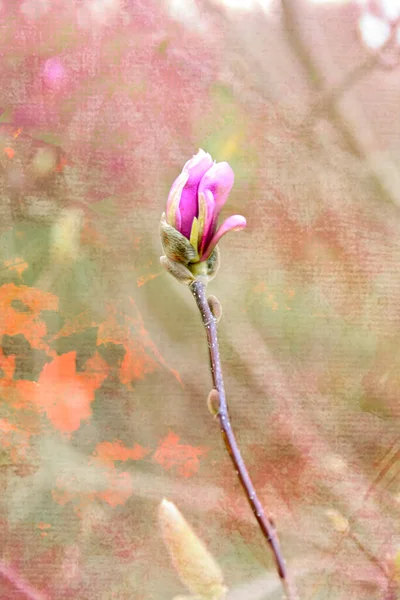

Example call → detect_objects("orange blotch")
94 440 150 468
253 281 267 293
0 418 16 435
80 221 108 249
4 147 14 159
97 470 133 507
53 459 134 510
152 431 208 478
88 440 150 507
52 487 76 507
51 471 97 514
0 417 34 462
37 522 52 530
57 301 182 389
119 344 158 383
32 351 108 434
55 156 67 172
0 348 15 381
0 283 58 352
13 378 37 410
13 128 23 139
133 235 142 250
3 258 28 276
55 309 94 339
97 306 131 347
128 297 182 386
136 272 161 287
0 349 40 418
98 302 182 387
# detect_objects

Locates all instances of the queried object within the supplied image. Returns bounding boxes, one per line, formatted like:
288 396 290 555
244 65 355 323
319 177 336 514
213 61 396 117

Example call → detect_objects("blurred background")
0 0 399 598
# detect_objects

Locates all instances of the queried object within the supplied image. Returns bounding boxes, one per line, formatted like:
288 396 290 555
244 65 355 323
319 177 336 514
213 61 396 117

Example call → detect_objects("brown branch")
189 278 299 600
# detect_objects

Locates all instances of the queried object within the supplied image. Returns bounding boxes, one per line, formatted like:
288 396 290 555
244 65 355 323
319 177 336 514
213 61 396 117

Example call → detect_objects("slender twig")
189 278 298 600
280 0 400 206
348 531 389 578
0 561 47 600
306 17 400 124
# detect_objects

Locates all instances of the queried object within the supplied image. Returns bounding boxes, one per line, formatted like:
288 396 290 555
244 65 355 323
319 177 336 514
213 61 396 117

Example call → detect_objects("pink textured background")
0 1 399 598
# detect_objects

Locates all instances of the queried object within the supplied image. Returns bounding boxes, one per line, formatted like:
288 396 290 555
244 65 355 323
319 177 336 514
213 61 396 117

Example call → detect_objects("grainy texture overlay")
0 1 399 599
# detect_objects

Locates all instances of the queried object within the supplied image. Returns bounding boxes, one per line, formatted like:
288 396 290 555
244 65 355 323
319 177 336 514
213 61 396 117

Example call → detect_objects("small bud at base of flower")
160 213 197 265
160 256 195 285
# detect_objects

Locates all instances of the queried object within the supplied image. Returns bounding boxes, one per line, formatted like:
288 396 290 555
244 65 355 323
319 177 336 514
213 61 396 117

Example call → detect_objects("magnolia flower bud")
160 149 246 285
158 499 227 599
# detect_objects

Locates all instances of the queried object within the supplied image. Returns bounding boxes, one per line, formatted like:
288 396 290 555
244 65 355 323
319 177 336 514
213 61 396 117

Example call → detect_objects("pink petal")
179 150 213 238
182 149 213 178
201 215 246 261
166 171 188 230
198 161 234 214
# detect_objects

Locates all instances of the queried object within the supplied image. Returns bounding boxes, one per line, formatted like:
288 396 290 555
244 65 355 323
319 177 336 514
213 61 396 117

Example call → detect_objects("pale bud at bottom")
158 499 227 599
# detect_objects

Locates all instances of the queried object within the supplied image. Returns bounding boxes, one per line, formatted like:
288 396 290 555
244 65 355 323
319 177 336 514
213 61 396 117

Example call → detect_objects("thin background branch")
0 561 48 600
280 0 400 206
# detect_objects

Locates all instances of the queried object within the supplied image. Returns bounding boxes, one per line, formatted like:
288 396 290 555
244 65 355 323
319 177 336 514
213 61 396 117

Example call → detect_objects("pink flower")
165 149 246 262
